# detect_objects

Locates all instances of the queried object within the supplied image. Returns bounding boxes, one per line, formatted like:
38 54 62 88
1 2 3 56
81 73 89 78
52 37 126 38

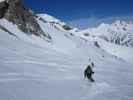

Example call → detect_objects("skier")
84 64 95 82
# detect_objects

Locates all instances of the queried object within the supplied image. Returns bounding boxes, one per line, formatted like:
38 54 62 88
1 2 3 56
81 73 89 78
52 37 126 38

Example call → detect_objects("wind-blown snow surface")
96 38 133 64
0 17 133 100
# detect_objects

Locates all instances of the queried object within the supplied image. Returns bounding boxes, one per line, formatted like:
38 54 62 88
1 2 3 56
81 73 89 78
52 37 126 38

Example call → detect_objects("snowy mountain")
37 14 78 33
0 0 52 41
79 20 133 47
0 0 133 100
75 20 133 63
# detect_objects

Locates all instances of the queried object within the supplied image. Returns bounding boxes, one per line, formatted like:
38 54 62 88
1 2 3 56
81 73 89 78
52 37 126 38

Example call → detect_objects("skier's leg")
87 73 95 82
90 77 95 82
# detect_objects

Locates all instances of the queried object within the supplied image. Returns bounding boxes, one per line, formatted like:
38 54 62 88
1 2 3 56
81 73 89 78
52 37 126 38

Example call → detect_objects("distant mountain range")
78 20 133 47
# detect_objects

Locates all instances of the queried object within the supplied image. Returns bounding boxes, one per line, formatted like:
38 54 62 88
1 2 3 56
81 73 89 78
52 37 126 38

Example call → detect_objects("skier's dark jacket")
84 65 94 78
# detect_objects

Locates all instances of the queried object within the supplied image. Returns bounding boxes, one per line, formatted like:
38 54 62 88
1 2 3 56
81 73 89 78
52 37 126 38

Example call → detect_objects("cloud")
68 15 133 29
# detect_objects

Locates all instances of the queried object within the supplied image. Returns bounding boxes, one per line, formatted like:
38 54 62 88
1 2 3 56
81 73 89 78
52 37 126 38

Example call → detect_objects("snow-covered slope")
37 14 78 32
1 14 133 100
0 1 133 100
96 38 133 64
75 20 133 63
1 19 133 100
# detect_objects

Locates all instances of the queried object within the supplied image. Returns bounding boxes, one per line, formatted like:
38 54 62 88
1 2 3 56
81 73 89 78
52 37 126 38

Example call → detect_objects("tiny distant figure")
84 65 95 82
94 41 100 48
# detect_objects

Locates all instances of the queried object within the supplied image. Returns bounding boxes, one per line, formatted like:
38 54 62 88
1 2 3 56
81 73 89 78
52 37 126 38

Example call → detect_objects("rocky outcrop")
0 1 8 18
0 0 52 40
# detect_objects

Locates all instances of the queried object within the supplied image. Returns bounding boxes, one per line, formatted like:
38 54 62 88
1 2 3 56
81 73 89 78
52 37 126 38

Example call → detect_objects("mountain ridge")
78 20 133 47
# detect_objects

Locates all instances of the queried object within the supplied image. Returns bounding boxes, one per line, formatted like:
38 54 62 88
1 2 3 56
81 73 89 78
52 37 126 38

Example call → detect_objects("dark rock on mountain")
94 41 100 48
0 1 9 18
62 25 72 31
0 0 52 40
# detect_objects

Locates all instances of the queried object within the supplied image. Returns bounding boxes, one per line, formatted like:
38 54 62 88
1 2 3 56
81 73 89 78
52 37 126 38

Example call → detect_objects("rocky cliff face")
0 0 8 18
0 0 51 40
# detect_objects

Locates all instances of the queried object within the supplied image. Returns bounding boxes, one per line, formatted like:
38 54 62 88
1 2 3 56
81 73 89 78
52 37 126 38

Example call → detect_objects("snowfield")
97 38 133 64
0 16 133 100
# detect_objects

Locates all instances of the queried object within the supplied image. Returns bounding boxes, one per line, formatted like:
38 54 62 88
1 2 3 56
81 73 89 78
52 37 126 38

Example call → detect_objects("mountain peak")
112 20 127 26
112 20 133 26
38 14 64 24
